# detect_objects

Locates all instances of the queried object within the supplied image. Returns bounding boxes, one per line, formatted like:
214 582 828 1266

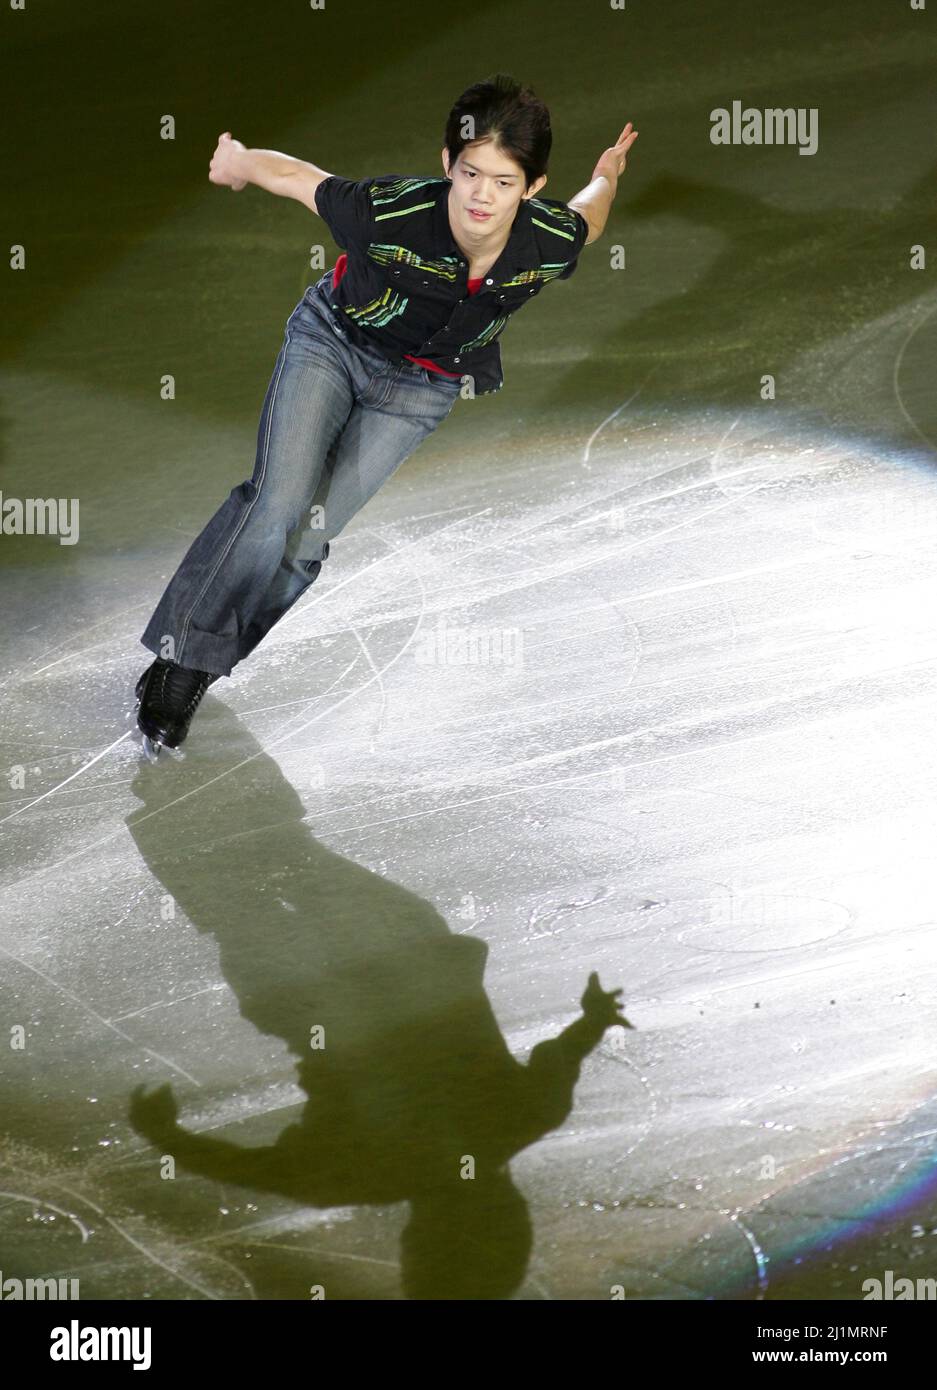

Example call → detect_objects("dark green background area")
5 0 935 427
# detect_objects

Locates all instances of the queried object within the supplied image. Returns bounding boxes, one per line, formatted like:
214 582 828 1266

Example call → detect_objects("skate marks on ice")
0 730 134 827
721 1100 937 1300
116 715 631 1300
0 510 455 899
1 428 744 872
0 505 488 864
273 412 936 665
3 422 937 1299
5 387 931 861
0 1134 256 1300
892 295 937 456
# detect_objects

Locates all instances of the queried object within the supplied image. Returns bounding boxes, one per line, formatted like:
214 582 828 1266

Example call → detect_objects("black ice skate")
134 658 219 762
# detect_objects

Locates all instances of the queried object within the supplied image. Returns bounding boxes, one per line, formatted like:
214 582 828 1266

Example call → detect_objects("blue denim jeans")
140 272 463 676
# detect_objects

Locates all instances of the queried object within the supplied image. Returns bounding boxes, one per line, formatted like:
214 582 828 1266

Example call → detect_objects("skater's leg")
230 435 337 662
317 363 463 546
139 295 355 676
233 357 463 662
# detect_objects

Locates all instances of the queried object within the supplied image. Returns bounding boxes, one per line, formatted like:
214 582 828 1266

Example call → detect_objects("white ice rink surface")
3 276 937 1299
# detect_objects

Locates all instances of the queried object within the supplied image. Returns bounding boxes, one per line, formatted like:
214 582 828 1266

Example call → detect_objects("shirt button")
485 278 493 284
454 356 461 363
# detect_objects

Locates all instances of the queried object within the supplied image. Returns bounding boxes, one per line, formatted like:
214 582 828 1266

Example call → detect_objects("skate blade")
141 734 162 764
135 729 185 763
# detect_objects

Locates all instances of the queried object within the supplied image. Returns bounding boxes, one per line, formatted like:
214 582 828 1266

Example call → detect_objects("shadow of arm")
161 1125 296 1194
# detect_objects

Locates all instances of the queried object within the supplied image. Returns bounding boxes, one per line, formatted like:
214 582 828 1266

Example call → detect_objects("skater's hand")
581 970 634 1029
592 122 639 185
129 1082 180 1140
209 132 248 191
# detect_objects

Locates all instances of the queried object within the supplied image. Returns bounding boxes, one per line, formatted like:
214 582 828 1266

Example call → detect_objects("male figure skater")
134 73 638 756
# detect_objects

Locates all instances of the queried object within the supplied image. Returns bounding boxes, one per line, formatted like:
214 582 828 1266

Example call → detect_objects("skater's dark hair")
443 73 552 192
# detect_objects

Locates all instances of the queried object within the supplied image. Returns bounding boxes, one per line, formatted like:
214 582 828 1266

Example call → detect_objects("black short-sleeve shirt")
313 173 589 395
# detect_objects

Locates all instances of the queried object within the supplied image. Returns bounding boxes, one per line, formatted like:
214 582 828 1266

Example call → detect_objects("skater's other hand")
209 132 248 191
129 1081 180 1139
581 970 634 1029
592 122 639 185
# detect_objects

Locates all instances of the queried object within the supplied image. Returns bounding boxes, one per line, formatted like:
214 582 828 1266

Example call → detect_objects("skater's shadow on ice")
124 705 631 1300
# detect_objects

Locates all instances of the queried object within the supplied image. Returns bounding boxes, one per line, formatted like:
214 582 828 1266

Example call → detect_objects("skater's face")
442 140 547 240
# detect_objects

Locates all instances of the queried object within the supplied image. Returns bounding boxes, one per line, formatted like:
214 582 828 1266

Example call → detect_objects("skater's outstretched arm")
568 121 640 245
526 972 634 1085
208 131 332 213
129 1083 294 1194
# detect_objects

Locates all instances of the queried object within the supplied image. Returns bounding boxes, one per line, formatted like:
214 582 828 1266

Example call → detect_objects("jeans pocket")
321 307 348 341
290 294 343 350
